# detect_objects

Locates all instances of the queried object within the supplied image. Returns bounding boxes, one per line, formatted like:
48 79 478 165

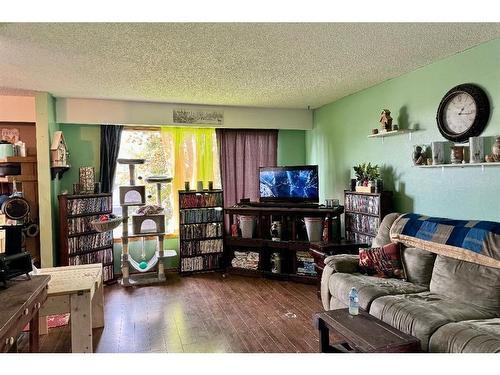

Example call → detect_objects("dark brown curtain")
99 125 124 193
216 129 278 228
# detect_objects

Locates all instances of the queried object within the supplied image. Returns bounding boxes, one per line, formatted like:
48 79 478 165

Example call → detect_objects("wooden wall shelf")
367 129 414 140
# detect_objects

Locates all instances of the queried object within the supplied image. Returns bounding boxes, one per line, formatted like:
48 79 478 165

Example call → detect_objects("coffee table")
313 308 421 353
37 264 104 353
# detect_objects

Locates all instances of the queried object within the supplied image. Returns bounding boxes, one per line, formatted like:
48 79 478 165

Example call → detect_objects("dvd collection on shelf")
68 215 103 235
179 191 223 208
68 231 113 254
59 193 116 282
66 196 112 216
344 193 380 215
345 212 380 235
179 190 224 273
296 251 317 276
346 231 374 245
180 254 223 272
179 222 223 239
180 238 224 256
180 207 224 224
69 247 113 266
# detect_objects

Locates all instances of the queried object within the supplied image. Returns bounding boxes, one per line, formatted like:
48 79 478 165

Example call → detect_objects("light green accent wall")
278 129 306 166
59 124 101 194
306 38 500 221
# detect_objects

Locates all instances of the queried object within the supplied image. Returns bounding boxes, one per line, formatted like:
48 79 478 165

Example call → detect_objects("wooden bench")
37 264 104 353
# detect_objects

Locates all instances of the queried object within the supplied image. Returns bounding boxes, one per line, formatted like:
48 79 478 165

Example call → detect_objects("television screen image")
259 166 319 202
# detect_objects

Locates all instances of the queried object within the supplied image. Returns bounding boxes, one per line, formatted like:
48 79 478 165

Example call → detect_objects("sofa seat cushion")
328 273 427 310
429 318 500 353
370 292 498 351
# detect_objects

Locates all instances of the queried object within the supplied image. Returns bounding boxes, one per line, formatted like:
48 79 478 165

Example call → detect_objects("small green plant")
353 162 380 184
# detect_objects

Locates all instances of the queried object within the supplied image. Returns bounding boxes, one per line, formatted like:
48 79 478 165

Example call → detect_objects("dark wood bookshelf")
178 190 224 274
58 193 115 283
344 190 393 246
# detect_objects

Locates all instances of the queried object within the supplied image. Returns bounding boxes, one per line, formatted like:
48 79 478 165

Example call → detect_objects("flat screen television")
259 165 319 203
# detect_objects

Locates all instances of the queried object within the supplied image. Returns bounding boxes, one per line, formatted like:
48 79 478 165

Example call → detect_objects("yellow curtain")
160 127 218 230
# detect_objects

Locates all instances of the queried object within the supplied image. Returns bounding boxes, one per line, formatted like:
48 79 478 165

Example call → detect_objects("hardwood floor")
24 273 325 353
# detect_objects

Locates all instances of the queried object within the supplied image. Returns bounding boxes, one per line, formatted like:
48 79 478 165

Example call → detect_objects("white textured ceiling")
1 23 500 109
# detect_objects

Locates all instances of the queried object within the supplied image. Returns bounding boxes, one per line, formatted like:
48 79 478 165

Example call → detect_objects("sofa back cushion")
372 213 401 248
430 255 500 313
401 247 436 286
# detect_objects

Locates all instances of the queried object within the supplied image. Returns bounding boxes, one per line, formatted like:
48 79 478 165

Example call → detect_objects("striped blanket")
390 213 500 269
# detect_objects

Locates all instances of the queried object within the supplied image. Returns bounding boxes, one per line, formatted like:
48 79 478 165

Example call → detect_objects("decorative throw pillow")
359 243 406 279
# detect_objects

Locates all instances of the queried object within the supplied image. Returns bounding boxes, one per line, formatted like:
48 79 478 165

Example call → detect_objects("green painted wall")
278 129 306 166
57 126 302 272
59 124 101 194
306 38 500 221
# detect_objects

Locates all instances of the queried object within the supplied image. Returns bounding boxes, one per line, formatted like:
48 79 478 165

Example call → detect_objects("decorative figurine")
379 109 393 131
270 221 282 241
412 145 427 165
487 136 500 162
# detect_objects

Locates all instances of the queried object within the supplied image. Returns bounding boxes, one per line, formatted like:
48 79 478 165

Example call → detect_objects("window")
112 126 221 237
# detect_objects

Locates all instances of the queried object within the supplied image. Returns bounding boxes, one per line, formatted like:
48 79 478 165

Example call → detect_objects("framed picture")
1 128 20 144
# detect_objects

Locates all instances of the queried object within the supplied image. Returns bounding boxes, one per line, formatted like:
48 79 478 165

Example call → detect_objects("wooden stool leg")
71 292 93 353
39 316 48 335
92 282 105 329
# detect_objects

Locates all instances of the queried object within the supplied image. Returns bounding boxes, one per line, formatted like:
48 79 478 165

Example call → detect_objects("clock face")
442 92 477 135
436 84 490 143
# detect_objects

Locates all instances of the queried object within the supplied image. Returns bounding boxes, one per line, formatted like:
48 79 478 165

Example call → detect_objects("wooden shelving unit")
178 189 224 274
58 193 115 282
344 190 392 246
224 204 343 284
0 155 40 263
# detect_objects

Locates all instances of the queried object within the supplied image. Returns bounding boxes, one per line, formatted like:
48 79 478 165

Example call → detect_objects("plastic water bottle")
348 287 359 316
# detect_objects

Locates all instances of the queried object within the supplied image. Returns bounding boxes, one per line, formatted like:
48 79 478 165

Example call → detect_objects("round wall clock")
436 83 490 142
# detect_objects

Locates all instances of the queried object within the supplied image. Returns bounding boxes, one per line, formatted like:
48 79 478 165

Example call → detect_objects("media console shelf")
224 204 343 284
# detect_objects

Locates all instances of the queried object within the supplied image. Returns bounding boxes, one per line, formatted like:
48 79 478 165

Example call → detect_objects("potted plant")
353 163 380 193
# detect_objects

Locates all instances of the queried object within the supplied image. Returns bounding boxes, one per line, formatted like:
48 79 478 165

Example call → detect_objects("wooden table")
37 264 104 353
0 275 50 352
313 308 421 353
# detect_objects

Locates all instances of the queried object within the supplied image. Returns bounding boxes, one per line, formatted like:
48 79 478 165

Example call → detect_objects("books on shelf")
179 222 223 239
181 253 222 272
345 193 380 215
346 230 374 246
179 190 224 274
68 231 113 254
69 247 113 265
180 207 224 224
179 191 223 208
59 193 116 282
345 212 380 236
231 251 259 270
180 238 224 256
296 250 316 276
66 196 112 215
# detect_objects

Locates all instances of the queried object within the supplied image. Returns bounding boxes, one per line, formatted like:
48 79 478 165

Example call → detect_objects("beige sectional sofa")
321 213 500 353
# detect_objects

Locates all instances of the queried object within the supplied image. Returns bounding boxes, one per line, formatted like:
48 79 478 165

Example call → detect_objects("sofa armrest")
324 254 360 274
320 254 360 310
